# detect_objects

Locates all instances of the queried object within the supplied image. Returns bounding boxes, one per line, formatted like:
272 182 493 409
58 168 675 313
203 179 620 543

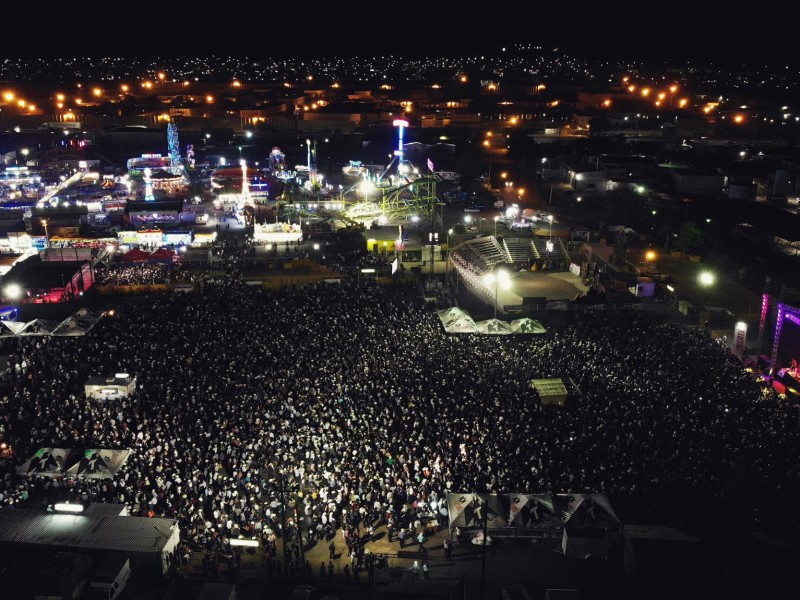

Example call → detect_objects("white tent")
510 318 547 334
560 493 621 560
475 318 514 335
64 449 131 480
16 448 71 477
51 309 105 336
0 320 26 337
437 307 479 333
0 309 105 338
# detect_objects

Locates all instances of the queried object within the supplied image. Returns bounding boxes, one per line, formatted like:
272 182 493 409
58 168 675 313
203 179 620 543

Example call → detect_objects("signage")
733 321 747 357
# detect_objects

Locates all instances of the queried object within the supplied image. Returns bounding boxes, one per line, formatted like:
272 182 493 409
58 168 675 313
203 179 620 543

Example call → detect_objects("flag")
427 158 435 172
391 257 399 275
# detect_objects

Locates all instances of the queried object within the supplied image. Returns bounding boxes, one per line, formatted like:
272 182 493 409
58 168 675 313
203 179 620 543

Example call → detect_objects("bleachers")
531 238 568 261
451 235 571 298
503 238 534 266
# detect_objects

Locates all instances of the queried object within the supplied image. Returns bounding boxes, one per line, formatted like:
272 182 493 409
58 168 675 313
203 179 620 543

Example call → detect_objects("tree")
677 222 704 255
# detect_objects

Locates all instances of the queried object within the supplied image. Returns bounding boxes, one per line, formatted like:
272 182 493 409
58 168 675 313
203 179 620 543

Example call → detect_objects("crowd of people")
94 263 175 285
0 276 799 571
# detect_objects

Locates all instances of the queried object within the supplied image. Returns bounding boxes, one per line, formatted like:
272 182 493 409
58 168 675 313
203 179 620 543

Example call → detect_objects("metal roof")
0 509 177 554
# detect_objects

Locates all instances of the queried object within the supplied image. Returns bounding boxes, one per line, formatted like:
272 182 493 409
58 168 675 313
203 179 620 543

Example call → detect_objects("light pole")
41 218 49 249
447 228 453 277
494 215 499 238
698 270 715 327
484 266 511 319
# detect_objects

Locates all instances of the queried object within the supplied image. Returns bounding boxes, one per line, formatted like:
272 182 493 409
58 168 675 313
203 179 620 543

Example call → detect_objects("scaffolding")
344 176 443 228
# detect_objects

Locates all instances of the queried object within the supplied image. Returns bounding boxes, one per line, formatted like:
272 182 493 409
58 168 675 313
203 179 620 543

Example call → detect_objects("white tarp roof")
17 447 131 480
437 307 479 333
0 309 105 337
476 318 515 335
16 448 71 477
50 309 105 336
64 449 131 480
438 308 547 335
510 318 547 334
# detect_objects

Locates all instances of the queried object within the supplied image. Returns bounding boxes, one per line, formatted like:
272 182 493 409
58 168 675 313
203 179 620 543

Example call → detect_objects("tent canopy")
147 248 175 263
121 248 150 262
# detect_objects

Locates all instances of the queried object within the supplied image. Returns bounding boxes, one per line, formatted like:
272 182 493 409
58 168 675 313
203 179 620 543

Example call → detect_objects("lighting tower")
167 122 182 172
393 118 408 162
306 139 319 189
143 168 154 201
240 159 251 204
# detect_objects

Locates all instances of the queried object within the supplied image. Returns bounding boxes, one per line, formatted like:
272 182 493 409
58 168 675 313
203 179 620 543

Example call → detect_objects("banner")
733 321 747 357
16 447 70 477
65 448 131 479
447 493 476 527
449 492 618 534
509 494 561 528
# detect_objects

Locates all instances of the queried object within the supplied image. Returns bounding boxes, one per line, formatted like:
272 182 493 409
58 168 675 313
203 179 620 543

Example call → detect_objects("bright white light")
464 215 473 223
229 538 259 547
106 244 115 253
546 240 554 252
245 131 253 138
359 179 376 195
411 215 419 222
313 243 320 250
698 271 715 286
4 283 22 300
54 503 84 513
497 270 512 290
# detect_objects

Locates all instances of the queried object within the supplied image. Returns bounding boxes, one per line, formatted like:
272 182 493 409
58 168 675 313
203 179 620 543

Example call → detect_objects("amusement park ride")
285 118 443 230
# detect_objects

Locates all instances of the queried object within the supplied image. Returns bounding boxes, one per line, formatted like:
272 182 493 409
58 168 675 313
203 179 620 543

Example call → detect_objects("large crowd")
1 277 799 573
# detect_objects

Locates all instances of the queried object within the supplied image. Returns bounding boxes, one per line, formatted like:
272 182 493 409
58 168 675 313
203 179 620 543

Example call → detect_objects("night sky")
4 3 796 65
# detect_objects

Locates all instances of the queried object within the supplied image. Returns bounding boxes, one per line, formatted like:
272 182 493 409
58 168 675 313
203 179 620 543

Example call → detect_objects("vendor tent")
121 248 150 262
147 248 175 263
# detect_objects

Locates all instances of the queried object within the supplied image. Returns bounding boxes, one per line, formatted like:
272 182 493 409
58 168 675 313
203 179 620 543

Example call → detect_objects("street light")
494 215 499 237
3 283 22 301
698 270 715 325
484 267 511 319
41 218 49 247
698 271 715 287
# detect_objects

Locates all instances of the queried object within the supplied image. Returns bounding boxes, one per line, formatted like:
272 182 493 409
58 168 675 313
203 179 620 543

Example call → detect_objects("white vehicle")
90 556 131 600
196 213 209 225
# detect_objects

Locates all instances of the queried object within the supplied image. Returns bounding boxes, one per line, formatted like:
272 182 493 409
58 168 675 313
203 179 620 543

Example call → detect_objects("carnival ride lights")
143 168 154 201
